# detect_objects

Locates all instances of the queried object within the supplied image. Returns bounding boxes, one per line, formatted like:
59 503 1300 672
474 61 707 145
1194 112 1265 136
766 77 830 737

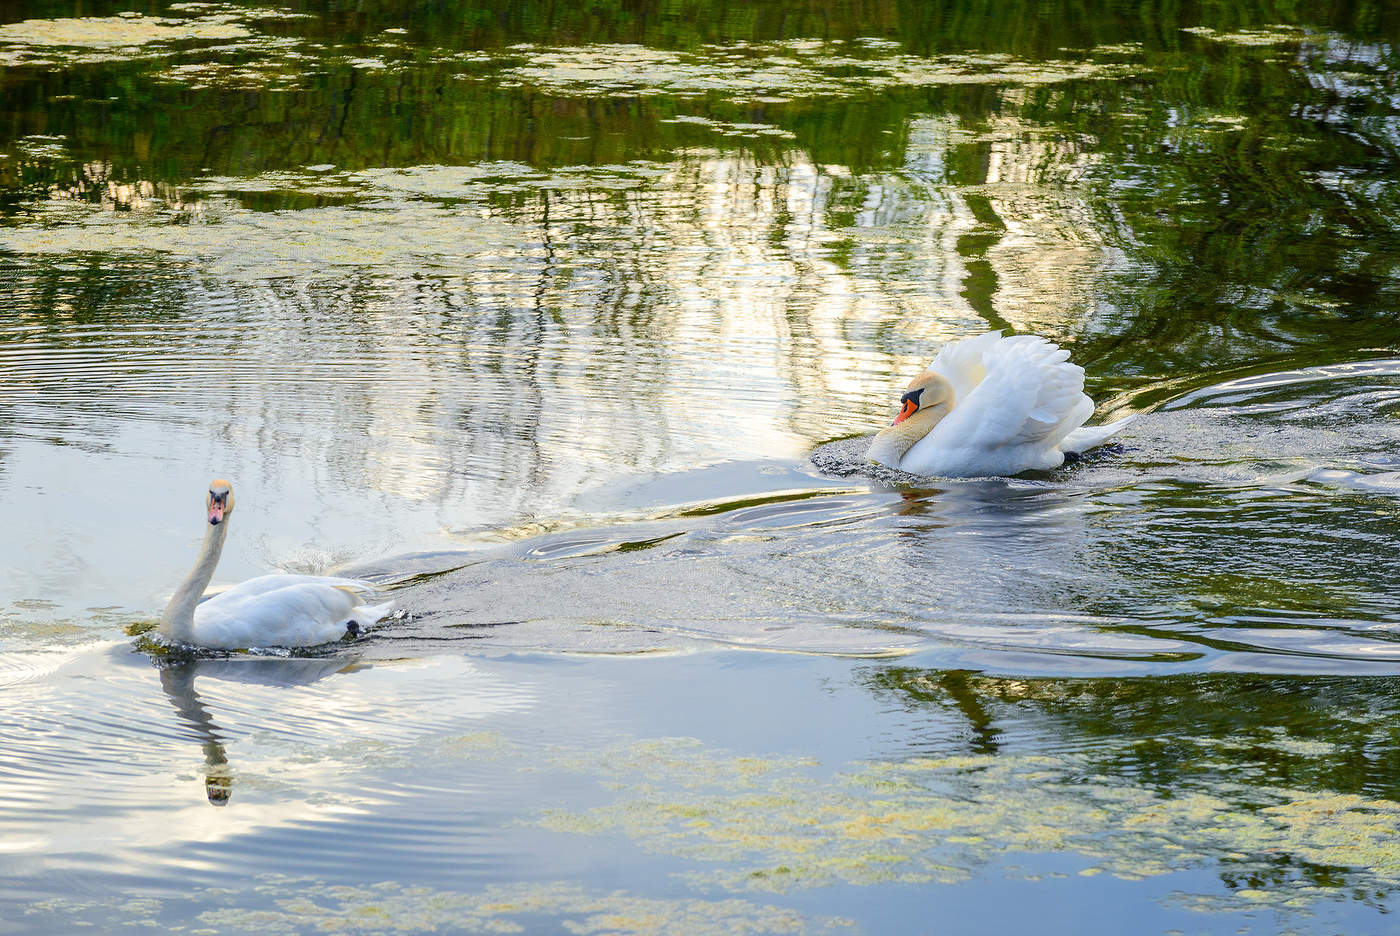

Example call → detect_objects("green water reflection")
4 1 1398 391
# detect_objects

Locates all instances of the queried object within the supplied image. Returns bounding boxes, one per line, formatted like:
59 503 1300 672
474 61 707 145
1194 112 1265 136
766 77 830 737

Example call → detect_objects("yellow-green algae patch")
538 738 1400 912
10 134 69 161
27 879 855 935
5 161 696 281
0 12 254 66
298 729 515 771
1180 25 1310 46
168 2 315 20
155 40 314 91
1 601 119 650
551 737 820 788
0 13 250 48
660 115 798 140
123 619 159 636
500 41 1132 103
4 182 524 282
0 7 334 77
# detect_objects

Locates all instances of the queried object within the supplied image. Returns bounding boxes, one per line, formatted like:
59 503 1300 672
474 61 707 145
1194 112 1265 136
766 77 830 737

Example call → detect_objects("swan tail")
1061 414 1136 454
349 600 394 629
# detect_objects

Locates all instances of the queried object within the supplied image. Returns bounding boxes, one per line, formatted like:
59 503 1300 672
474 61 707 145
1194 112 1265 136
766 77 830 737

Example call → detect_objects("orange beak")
208 498 226 525
893 398 918 425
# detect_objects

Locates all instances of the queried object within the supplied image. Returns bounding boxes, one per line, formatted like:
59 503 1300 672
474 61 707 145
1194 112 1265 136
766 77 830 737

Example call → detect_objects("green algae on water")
501 41 1131 103
27 879 856 936
0 12 252 66
4 172 525 281
538 737 1400 913
1180 25 1309 46
0 13 250 49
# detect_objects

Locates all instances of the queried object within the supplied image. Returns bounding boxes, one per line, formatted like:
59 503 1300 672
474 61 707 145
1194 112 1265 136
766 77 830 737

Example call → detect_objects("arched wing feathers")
947 334 1094 452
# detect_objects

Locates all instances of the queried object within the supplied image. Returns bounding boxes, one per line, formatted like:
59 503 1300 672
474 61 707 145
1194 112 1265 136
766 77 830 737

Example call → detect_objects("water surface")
3 1 1400 932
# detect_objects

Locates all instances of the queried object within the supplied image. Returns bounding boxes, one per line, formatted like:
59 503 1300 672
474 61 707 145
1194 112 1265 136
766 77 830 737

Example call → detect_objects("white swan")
157 480 392 649
867 331 1135 477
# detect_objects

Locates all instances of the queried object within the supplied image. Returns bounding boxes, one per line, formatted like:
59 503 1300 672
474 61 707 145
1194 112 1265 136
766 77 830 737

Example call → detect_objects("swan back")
969 335 1090 449
193 579 388 649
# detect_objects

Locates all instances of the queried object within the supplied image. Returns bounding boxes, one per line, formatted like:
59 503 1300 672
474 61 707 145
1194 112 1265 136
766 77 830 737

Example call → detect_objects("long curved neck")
867 398 953 468
158 520 229 642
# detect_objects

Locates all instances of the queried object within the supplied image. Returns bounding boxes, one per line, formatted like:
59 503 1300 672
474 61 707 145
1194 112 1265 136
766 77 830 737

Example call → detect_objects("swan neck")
867 399 952 468
158 519 229 643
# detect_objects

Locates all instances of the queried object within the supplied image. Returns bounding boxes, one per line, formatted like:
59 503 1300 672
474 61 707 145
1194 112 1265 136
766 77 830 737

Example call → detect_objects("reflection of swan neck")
158 519 230 644
159 664 235 805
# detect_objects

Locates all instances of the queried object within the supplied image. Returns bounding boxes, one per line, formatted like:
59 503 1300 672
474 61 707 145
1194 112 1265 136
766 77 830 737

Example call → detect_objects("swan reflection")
157 656 350 806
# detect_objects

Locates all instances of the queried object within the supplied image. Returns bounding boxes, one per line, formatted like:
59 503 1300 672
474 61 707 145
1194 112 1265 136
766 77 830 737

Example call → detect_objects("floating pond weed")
26 879 856 935
0 12 251 61
536 734 1400 911
500 42 1132 103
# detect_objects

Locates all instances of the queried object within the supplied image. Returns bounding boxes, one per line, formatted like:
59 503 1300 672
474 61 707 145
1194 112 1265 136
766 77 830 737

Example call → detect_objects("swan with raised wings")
867 332 1134 477
157 480 392 649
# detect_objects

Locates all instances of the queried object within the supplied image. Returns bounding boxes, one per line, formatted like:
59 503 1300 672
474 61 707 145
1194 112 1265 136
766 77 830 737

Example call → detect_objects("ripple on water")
0 645 541 880
371 356 1400 673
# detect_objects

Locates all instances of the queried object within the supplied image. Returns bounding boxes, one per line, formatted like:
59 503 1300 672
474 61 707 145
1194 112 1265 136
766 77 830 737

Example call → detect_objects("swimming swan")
157 480 392 649
867 332 1135 477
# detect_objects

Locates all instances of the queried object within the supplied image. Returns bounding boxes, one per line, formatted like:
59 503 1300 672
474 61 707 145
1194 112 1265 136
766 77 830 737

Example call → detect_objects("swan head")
206 480 234 526
868 371 954 468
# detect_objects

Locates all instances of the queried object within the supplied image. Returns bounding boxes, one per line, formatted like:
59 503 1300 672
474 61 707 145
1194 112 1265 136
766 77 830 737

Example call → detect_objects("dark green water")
3 2 1400 933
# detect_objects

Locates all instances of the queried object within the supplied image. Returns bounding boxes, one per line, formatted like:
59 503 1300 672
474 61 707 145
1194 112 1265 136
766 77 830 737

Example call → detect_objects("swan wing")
958 335 1093 451
927 330 1005 402
194 581 390 649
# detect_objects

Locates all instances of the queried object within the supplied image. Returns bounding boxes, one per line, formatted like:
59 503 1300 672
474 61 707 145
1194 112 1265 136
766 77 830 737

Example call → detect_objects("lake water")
4 2 1400 933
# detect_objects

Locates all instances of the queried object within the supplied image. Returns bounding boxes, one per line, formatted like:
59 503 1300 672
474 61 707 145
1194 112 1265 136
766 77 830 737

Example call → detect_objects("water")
4 1 1400 932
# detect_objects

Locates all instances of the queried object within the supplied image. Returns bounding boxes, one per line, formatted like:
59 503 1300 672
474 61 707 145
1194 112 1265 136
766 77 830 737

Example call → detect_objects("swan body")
867 332 1135 477
157 480 391 650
